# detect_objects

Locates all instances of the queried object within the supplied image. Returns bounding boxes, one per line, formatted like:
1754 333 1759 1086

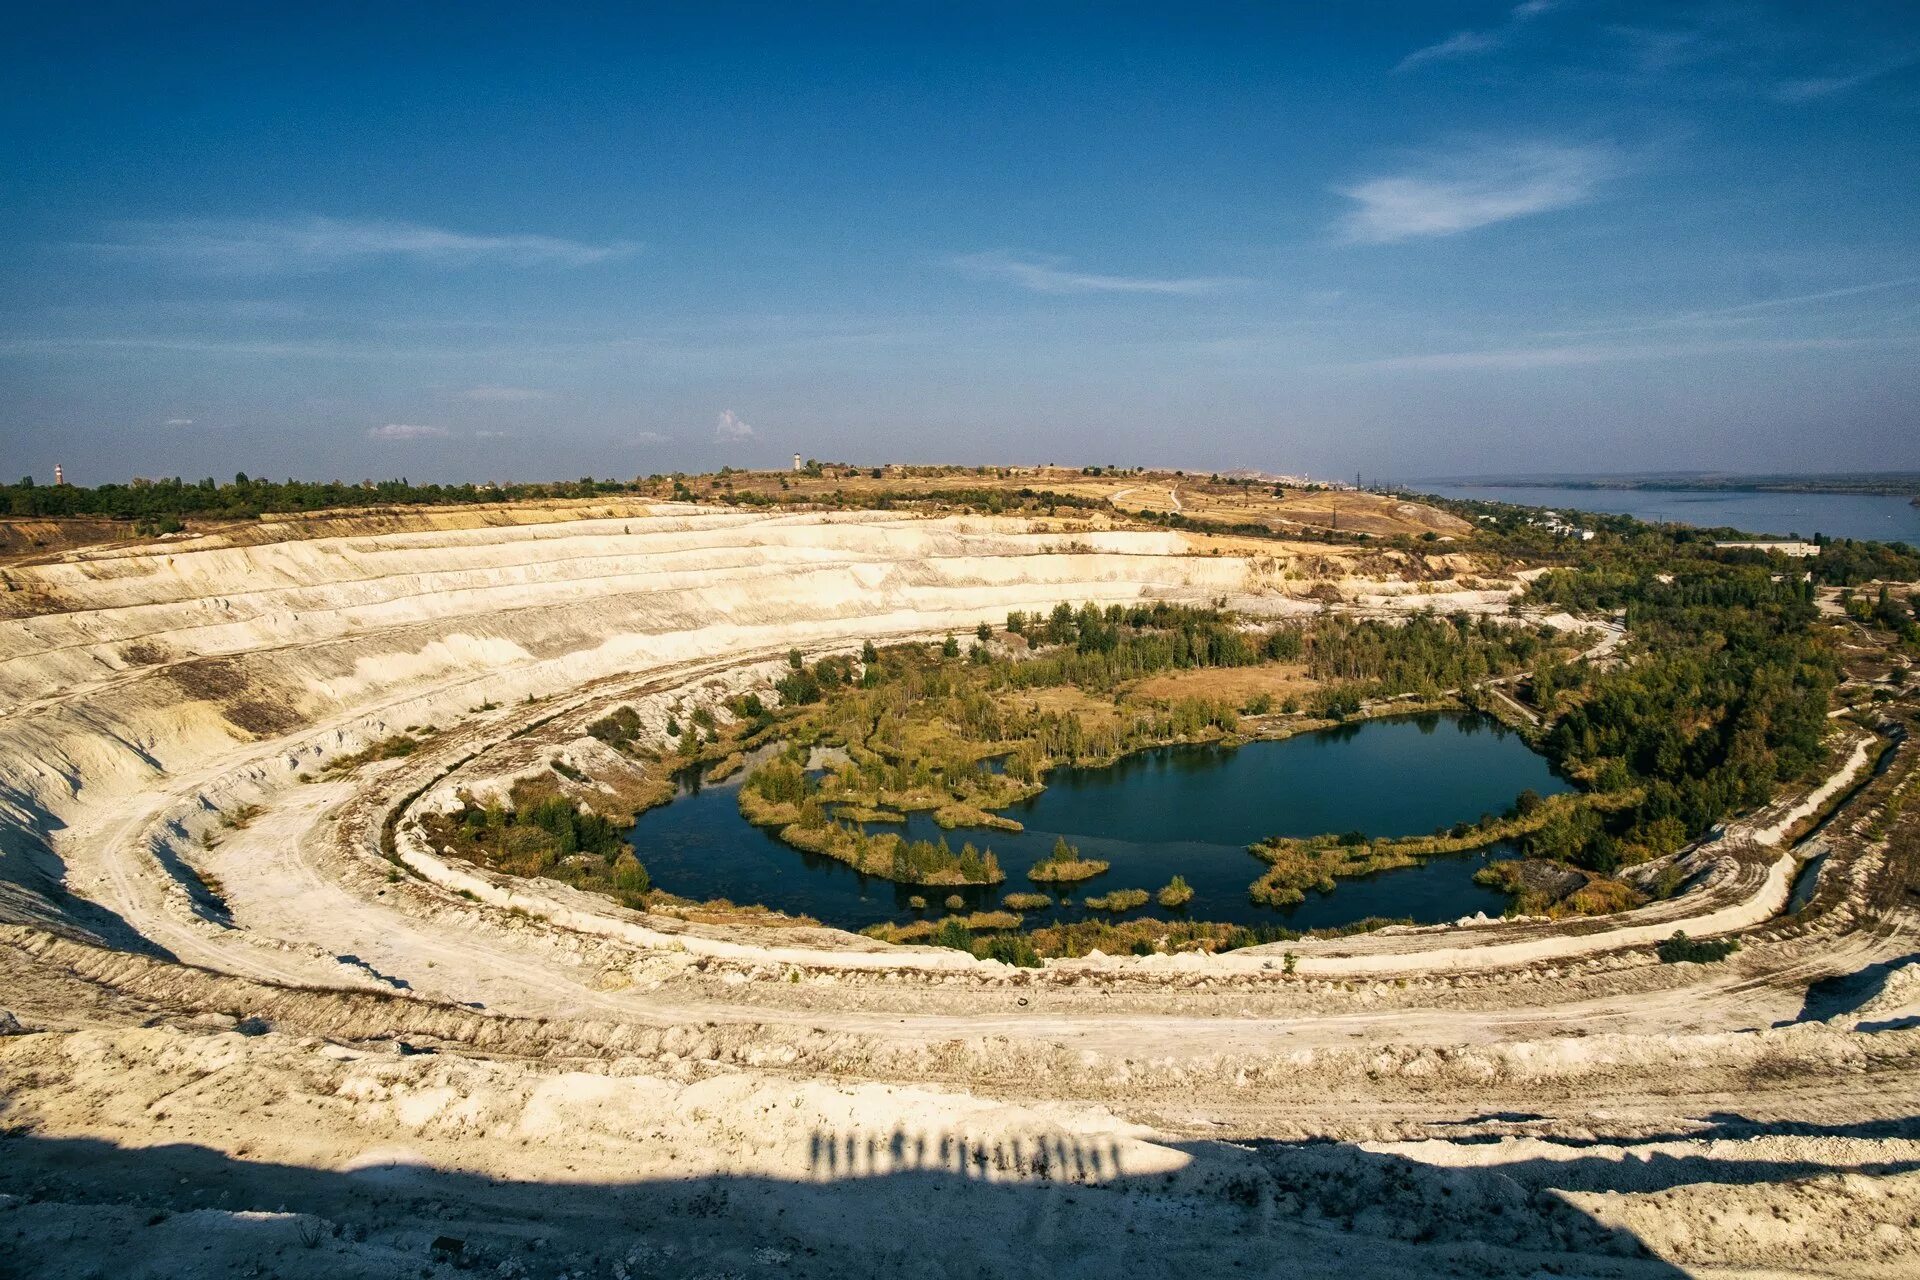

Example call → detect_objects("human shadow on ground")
0 1120 1780 1279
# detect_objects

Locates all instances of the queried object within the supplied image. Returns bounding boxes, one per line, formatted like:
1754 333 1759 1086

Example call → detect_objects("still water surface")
1414 484 1920 546
627 712 1571 932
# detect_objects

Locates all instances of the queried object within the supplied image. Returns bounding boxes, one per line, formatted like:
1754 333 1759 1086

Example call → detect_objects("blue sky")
3 1 1918 484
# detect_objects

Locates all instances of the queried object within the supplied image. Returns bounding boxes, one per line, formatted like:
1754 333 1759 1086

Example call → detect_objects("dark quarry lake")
626 711 1573 933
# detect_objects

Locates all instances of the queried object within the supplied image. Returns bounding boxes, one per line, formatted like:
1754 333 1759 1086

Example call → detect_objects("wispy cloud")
460 385 550 402
367 423 451 440
1772 56 1913 102
1542 275 1920 341
632 431 671 446
86 216 638 275
714 410 754 441
1594 12 1917 104
473 429 512 439
1356 334 1906 372
951 250 1241 295
1335 140 1621 243
1394 1 1558 73
163 417 194 426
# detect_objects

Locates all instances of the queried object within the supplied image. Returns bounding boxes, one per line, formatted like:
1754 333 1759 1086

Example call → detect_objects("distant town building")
1524 510 1597 540
1714 540 1820 558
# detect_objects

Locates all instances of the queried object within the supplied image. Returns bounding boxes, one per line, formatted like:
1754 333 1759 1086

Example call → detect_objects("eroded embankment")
7 502 1920 1280
0 500 1905 1001
0 506 1291 940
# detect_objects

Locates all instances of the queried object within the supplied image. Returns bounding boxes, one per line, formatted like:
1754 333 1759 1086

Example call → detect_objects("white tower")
53 464 64 486
792 453 802 472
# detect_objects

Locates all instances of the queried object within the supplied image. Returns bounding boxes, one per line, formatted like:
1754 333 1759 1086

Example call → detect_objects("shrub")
774 666 822 705
1657 930 1740 964
931 919 973 951
1156 875 1194 908
979 934 1042 967
611 853 651 896
1028 837 1110 883
1313 685 1363 720
944 894 965 910
1085 888 1150 912
587 706 643 748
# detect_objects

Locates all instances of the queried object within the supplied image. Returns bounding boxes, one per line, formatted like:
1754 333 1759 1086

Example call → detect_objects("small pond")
625 711 1572 932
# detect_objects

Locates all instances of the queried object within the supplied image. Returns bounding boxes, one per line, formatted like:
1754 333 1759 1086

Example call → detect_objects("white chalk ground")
3 502 1918 1278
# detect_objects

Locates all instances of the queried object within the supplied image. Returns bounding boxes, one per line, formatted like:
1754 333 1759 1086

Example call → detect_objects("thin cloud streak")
1393 1 1558 74
1354 334 1910 373
952 250 1242 295
1394 30 1498 73
85 216 638 275
1773 57 1914 102
0 334 595 361
1541 275 1920 341
461 385 550 402
1335 140 1620 243
367 423 452 440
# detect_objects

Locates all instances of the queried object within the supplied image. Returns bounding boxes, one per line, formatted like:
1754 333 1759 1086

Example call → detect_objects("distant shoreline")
1418 475 1920 499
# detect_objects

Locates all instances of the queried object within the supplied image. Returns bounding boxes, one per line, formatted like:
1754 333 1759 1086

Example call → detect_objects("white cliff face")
0 498 1865 990
3 502 1915 1280
0 503 1312 937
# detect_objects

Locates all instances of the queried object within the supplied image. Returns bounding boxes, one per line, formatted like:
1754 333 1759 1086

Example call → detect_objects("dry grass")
1107 476 1471 539
671 464 1468 541
1125 663 1318 706
1013 686 1126 729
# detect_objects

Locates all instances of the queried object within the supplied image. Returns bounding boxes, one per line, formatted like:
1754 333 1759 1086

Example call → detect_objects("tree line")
3 473 643 523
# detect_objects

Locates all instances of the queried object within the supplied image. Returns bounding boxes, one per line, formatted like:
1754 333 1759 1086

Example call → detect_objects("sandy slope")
3 501 1918 1278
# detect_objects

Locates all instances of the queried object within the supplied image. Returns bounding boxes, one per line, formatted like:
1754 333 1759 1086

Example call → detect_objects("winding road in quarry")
4 498 1919 1279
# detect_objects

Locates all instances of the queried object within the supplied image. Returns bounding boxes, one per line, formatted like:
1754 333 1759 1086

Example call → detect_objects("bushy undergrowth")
428 786 651 908
1656 929 1741 963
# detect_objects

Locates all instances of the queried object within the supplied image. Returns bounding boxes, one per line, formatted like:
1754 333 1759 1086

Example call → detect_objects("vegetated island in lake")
733 601 1589 894
1424 470 1920 497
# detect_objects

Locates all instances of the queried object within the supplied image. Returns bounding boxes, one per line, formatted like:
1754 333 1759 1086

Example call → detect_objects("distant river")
1414 484 1920 546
